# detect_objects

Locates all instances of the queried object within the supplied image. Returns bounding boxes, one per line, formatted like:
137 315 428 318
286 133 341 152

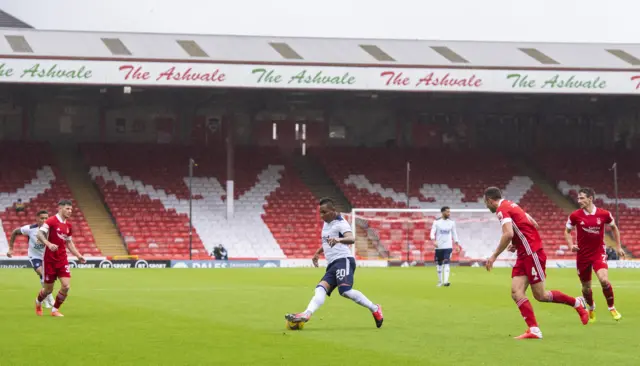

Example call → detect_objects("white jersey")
321 215 354 264
21 224 45 259
430 218 459 250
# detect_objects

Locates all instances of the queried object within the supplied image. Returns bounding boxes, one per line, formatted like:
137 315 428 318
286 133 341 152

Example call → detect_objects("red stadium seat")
311 148 580 260
79 143 319 259
531 149 640 256
0 142 100 257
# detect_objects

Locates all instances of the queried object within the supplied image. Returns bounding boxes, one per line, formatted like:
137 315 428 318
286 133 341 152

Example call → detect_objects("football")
285 319 305 330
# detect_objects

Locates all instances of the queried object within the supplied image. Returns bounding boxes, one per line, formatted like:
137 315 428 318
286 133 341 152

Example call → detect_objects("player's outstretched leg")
285 280 334 324
285 285 326 324
340 287 383 328
595 269 621 321
531 284 589 325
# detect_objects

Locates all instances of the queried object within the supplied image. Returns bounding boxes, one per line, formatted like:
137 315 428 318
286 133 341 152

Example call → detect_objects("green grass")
0 267 636 365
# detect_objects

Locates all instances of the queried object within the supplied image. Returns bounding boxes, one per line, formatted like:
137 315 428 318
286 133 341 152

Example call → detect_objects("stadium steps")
292 155 388 259
53 147 128 257
292 155 352 213
514 157 622 252
515 158 577 213
355 232 385 259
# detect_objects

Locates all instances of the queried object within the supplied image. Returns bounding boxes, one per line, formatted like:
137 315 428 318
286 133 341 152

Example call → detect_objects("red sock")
516 298 538 328
53 291 67 309
582 288 594 308
36 289 47 303
601 282 615 308
549 290 577 307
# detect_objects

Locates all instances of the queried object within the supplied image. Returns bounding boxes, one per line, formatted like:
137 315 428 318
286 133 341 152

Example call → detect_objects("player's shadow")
290 326 379 332
592 322 625 327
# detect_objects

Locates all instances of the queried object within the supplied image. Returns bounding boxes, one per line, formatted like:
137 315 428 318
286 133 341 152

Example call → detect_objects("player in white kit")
285 198 384 328
7 210 55 307
430 206 460 287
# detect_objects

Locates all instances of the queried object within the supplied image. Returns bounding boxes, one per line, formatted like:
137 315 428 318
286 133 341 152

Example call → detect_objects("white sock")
444 264 450 283
530 326 542 335
342 289 378 312
304 287 326 315
437 265 443 283
52 307 58 313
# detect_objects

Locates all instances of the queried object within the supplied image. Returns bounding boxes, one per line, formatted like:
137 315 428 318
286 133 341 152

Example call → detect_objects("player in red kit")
565 187 624 322
35 199 86 317
483 187 589 340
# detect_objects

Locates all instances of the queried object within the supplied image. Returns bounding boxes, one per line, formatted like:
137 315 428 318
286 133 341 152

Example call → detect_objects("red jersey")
40 214 73 264
495 199 543 258
566 206 614 261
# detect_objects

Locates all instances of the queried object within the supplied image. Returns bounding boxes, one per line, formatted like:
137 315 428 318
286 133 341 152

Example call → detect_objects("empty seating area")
0 142 99 257
355 210 502 261
80 143 319 259
262 169 319 258
518 186 575 258
3 140 634 261
315 148 519 208
314 148 571 260
531 150 640 256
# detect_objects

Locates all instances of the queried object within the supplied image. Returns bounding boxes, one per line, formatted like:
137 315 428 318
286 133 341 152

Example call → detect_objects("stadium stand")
0 27 635 263
0 142 100 256
80 143 320 259
532 150 640 256
517 186 575 258
312 147 574 260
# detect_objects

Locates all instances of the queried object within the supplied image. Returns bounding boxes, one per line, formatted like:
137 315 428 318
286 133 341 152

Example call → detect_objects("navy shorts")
434 249 453 265
29 258 43 271
321 257 356 296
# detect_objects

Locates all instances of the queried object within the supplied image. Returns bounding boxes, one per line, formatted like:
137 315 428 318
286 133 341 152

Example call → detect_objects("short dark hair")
484 187 502 201
58 199 73 207
319 197 335 208
440 206 450 213
578 187 595 199
36 210 48 216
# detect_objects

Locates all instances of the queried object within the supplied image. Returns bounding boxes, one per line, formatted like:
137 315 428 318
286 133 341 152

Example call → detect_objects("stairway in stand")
292 155 352 212
54 146 128 257
292 154 384 258
515 157 623 253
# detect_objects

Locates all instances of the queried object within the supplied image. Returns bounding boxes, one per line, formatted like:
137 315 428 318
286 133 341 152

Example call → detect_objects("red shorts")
512 250 547 284
577 257 608 283
43 260 71 284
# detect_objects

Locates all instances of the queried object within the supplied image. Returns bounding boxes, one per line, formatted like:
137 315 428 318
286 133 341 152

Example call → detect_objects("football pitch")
0 267 636 365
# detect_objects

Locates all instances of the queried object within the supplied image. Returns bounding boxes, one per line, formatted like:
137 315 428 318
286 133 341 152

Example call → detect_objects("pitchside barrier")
0 257 638 269
389 259 640 269
0 257 170 268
